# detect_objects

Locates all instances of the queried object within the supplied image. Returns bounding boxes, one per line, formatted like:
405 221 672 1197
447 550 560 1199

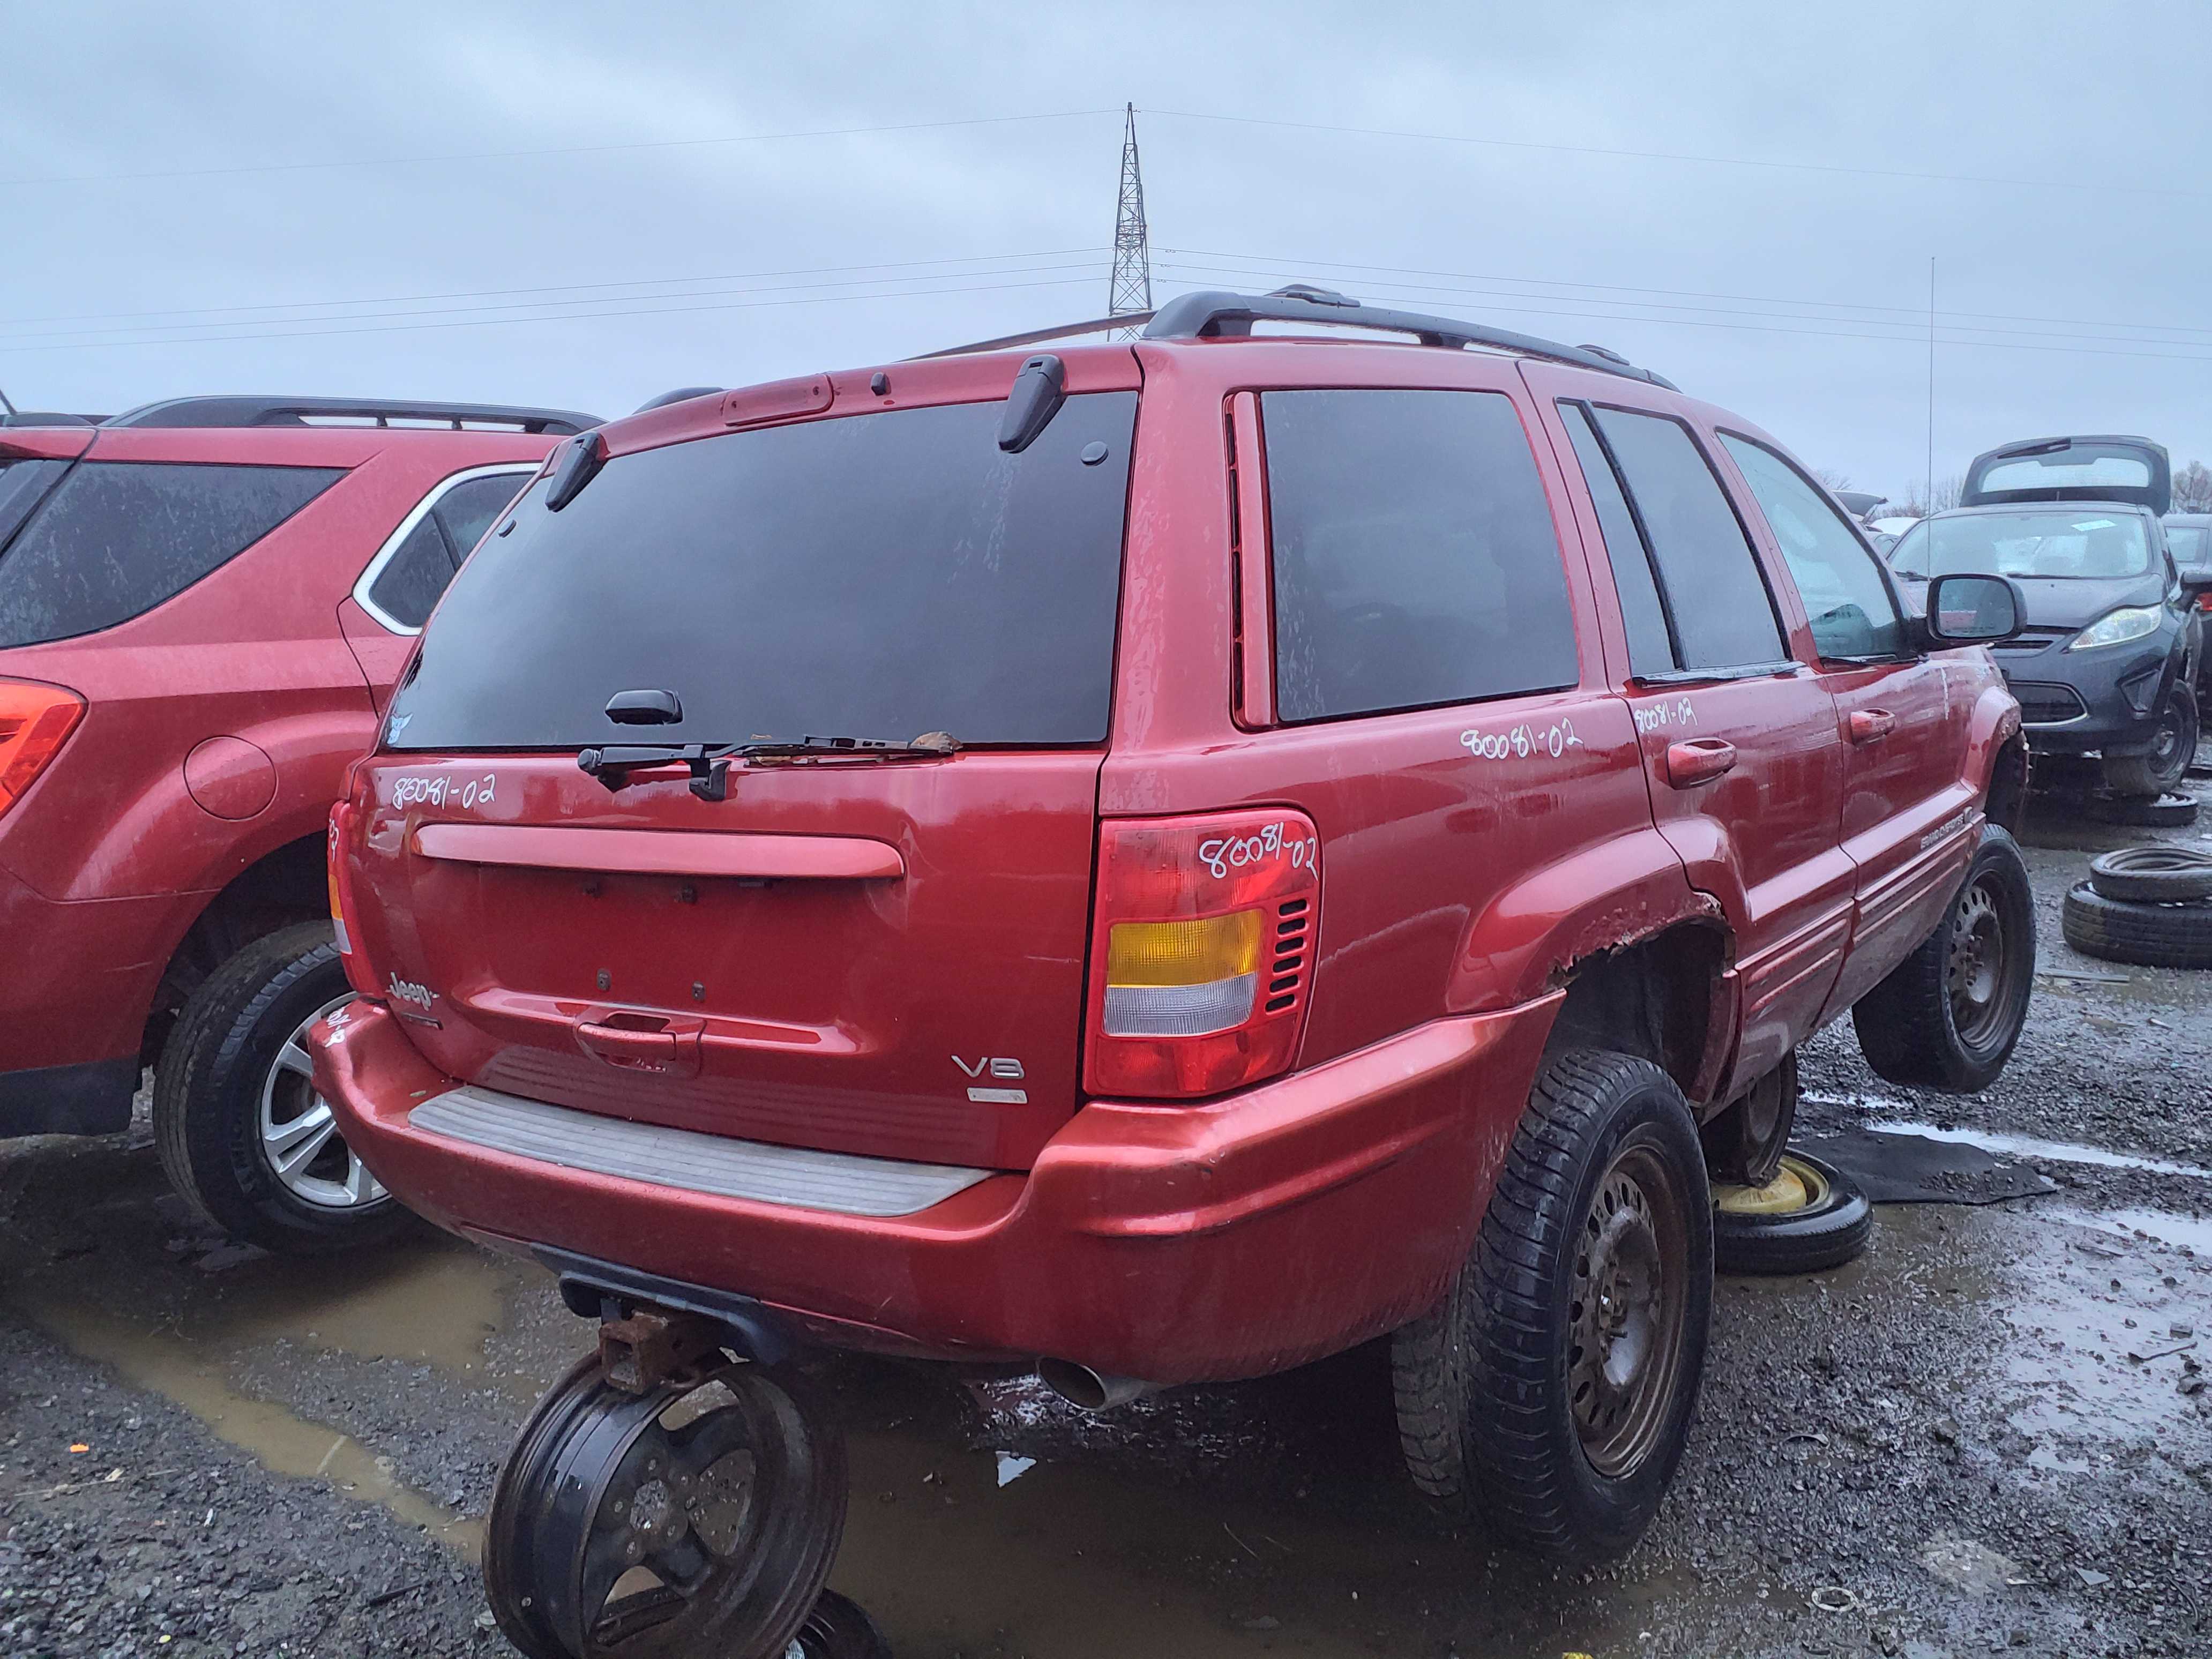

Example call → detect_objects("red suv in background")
316 288 2035 1634
0 393 595 1252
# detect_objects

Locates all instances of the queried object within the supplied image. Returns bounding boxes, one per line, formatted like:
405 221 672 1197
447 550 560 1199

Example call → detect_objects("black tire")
487 1355 847 1659
1699 1051 1797 1187
2062 881 2212 969
2087 844 2212 905
2102 684 2198 799
797 1591 891 1659
1391 1049 1712 1564
1852 824 2035 1093
153 921 409 1254
2086 791 2200 828
1711 1152 1872 1276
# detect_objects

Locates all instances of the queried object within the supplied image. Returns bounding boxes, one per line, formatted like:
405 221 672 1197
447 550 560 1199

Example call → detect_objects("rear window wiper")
578 733 958 800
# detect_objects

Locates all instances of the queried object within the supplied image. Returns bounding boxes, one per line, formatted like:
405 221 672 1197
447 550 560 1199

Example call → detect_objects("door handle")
1848 708 1897 745
1665 738 1738 788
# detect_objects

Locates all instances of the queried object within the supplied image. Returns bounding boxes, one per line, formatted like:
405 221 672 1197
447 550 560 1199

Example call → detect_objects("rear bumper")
313 993 1560 1383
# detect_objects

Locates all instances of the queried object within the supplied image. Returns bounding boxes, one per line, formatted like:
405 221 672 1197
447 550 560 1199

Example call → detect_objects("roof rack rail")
103 395 601 434
917 285 1674 388
1147 288 1676 387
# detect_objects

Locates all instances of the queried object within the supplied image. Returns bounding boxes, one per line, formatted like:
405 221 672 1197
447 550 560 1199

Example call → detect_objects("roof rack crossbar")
104 395 601 434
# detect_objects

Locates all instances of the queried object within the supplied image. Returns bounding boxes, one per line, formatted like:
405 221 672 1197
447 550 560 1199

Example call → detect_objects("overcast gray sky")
5 2 2208 504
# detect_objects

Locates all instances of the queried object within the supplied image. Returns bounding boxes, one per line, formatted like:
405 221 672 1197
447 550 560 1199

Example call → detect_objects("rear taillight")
327 802 380 998
0 678 85 820
2196 592 2212 614
1084 810 1321 1098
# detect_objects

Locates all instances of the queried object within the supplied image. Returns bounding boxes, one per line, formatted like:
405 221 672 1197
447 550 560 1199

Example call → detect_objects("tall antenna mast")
1108 103 1153 340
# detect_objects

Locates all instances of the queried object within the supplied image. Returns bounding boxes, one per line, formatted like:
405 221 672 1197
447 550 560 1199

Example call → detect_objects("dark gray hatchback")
1890 435 2200 797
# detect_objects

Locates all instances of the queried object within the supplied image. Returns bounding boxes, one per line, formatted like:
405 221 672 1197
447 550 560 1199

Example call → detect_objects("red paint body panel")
341 750 1102 1169
0 424 571 1100
412 821 906 881
315 335 2020 1379
317 991 1559 1380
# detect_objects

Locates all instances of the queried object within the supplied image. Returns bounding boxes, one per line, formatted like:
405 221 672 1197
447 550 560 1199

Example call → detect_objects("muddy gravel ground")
5 780 2211 1658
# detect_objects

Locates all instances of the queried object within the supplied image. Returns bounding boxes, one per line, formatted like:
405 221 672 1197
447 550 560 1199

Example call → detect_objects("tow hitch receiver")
597 1307 726 1394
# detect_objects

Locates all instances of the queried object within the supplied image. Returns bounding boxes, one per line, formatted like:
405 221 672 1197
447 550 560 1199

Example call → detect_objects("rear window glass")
2168 524 2208 566
0 461 343 647
1261 388 1577 722
385 394 1137 751
1977 449 2151 495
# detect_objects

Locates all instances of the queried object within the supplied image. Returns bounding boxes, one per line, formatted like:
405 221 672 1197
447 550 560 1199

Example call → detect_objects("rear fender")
56 711 367 901
1445 826 1723 1011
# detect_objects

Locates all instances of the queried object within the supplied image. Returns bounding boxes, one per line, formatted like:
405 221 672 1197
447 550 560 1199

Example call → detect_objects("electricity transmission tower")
1108 103 1152 338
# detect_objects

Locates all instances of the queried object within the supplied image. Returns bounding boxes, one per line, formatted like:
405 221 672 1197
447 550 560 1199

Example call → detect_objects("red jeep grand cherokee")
0 394 594 1251
317 288 2034 1589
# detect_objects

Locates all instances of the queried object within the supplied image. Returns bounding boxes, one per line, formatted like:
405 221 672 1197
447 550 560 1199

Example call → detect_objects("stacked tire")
2062 846 2212 969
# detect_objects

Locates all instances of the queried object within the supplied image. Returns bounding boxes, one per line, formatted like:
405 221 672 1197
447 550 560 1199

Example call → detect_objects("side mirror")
1921 572 2023 646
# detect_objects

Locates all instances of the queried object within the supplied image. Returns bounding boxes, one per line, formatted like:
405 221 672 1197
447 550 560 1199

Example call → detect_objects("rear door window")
385 395 1137 751
1559 403 1674 677
1720 434 1906 659
1261 388 1578 722
0 461 343 647
1581 406 1788 672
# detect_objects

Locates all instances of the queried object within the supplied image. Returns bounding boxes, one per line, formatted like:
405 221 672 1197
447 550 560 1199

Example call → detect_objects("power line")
1160 246 2212 341
1144 108 2200 200
0 110 1120 188
0 248 1107 332
1147 266 2212 364
1156 251 2212 353
2 101 2185 203
0 272 1106 355
0 258 1110 347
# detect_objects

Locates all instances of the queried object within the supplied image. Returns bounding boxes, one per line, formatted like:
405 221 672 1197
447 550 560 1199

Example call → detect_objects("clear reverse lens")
1102 974 1258 1037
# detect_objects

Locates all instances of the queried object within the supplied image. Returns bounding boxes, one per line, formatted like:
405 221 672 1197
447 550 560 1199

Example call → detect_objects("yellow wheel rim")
1713 1153 1830 1216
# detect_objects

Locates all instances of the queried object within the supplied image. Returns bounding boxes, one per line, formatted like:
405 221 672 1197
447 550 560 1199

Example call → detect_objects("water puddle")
8 1288 482 1561
1989 1210 2209 1460
1859 1119 2212 1182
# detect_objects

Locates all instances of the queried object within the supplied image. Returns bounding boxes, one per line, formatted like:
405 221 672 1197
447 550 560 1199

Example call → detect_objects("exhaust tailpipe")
1035 1358 1154 1411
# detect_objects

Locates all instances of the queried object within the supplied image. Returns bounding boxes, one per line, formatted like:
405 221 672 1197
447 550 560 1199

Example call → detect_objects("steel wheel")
1568 1141 1692 1479
487 1354 847 1659
1945 874 2021 1051
256 993 384 1210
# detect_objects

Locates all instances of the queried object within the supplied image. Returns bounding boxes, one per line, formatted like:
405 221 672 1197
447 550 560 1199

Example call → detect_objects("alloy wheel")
257 993 383 1210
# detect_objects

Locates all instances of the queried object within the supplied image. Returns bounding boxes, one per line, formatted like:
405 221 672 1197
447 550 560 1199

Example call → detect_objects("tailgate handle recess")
575 1015 702 1077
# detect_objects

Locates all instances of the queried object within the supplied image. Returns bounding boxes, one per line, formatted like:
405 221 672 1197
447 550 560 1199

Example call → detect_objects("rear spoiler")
1961 435 2170 515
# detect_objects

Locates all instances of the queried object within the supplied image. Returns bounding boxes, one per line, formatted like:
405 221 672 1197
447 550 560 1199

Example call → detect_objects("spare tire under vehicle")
1710 1152 1873 1276
2062 880 2212 969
